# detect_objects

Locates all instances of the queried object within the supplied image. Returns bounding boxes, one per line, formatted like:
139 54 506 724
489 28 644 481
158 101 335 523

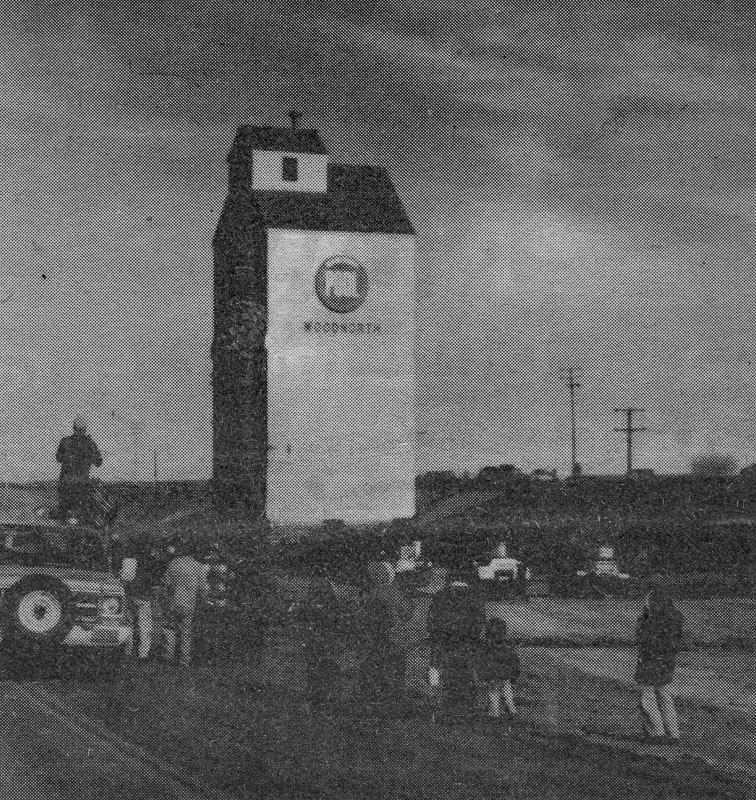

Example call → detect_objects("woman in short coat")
634 589 684 742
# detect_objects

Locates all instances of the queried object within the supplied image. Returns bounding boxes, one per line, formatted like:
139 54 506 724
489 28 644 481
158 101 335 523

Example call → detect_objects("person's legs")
501 680 517 716
178 611 194 667
639 684 666 737
359 646 381 703
57 481 76 518
150 587 165 658
382 643 406 703
163 607 182 663
443 649 476 714
132 598 152 659
656 684 680 739
428 662 443 709
71 480 91 519
487 685 501 717
163 626 177 662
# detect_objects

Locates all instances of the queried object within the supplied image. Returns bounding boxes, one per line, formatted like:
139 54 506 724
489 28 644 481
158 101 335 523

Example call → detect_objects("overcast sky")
3 0 756 476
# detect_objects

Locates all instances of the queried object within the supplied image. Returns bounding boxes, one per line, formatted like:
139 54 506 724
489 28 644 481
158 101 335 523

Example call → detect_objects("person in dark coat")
299 568 349 709
359 560 416 708
56 416 103 521
634 589 685 742
473 618 520 721
427 564 486 718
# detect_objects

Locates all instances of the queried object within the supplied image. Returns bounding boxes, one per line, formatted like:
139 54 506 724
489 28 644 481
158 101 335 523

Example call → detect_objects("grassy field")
487 597 756 646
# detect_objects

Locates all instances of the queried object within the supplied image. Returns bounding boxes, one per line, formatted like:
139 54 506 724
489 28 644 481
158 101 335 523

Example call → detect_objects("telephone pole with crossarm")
614 408 647 475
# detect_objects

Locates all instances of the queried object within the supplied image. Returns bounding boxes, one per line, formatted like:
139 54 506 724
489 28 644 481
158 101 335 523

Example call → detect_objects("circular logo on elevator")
315 257 368 313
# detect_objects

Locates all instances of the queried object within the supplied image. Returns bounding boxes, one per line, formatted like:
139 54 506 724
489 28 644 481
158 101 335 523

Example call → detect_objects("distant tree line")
416 455 756 516
418 451 754 500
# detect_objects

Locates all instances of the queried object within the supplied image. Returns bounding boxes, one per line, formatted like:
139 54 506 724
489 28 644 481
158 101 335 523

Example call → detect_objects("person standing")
427 563 486 720
56 416 103 521
298 566 348 709
161 539 210 668
112 533 167 661
473 618 520 724
359 560 416 710
634 589 685 743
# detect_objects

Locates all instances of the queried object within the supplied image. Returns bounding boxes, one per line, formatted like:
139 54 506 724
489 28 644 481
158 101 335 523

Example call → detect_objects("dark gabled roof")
251 164 414 235
229 126 328 158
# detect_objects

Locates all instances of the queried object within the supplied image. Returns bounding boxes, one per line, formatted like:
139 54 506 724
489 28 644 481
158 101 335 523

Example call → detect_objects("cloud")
335 4 756 158
3 0 756 475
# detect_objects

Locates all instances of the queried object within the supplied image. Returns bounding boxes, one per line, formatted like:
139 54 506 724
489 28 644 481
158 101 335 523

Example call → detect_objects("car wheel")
3 576 75 644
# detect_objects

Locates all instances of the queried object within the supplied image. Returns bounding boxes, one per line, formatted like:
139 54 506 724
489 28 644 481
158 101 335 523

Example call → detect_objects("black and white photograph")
0 1 754 798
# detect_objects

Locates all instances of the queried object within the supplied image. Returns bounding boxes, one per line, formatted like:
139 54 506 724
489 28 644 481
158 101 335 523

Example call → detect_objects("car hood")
0 565 124 595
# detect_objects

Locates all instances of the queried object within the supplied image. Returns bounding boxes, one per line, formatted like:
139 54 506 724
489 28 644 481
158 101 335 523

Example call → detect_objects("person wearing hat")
56 416 103 522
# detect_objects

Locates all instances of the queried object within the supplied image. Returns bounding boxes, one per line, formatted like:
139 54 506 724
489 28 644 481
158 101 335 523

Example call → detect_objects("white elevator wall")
266 229 416 525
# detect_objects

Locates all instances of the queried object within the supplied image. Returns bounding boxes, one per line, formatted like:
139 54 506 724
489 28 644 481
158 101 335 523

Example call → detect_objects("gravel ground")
35 592 755 800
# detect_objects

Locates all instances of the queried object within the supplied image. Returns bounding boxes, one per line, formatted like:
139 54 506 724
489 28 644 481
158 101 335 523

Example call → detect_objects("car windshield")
0 526 109 571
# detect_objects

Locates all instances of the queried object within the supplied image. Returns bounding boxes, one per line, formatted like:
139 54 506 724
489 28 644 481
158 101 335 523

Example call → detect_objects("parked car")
571 545 632 597
576 546 630 579
0 521 133 672
475 543 532 600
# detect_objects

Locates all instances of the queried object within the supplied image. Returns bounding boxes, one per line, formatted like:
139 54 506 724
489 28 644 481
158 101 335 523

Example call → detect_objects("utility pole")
561 367 582 476
614 408 647 475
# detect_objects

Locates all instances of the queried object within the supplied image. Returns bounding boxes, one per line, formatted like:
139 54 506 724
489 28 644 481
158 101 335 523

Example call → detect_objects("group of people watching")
53 417 686 740
112 531 212 668
300 553 686 743
299 557 523 724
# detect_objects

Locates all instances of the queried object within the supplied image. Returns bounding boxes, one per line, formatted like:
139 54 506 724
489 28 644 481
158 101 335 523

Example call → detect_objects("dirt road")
31 615 753 800
0 677 233 800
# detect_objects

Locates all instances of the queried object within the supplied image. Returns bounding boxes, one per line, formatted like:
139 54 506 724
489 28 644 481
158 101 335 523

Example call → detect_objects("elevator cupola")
227 111 329 194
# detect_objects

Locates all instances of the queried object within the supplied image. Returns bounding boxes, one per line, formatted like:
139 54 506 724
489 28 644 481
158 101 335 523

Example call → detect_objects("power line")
613 408 647 475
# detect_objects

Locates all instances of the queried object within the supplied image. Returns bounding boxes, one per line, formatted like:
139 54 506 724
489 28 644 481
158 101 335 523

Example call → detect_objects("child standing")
474 618 521 722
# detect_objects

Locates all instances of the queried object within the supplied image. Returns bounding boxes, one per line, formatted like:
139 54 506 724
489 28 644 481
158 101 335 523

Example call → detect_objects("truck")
0 521 133 672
